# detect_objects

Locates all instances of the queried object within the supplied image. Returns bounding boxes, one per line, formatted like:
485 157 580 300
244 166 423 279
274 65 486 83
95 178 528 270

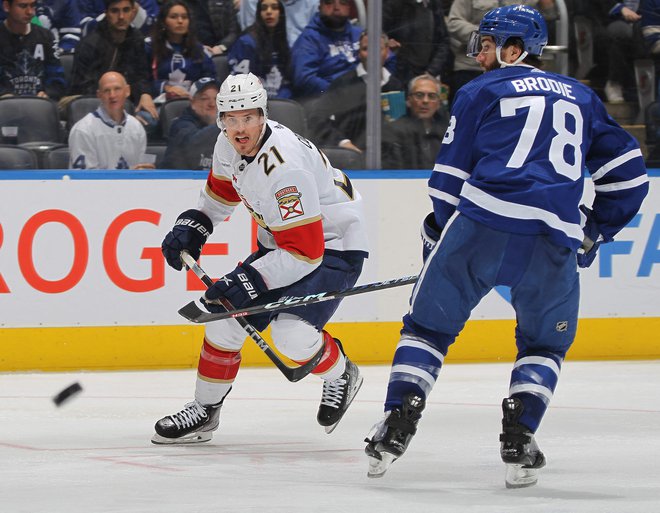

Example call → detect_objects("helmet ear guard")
216 73 268 129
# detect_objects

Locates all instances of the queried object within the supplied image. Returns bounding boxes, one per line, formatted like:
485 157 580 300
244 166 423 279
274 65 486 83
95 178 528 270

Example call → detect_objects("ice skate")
500 397 546 488
317 343 363 434
152 399 223 444
364 393 425 478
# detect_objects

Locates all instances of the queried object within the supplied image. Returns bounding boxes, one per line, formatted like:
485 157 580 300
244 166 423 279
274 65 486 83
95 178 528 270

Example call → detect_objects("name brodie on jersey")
509 76 576 100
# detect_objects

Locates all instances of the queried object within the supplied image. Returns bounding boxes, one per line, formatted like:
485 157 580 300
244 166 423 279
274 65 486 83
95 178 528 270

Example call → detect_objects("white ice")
1 361 659 513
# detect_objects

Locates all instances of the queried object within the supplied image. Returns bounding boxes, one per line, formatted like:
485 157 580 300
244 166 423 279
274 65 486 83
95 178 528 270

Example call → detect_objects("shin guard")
294 331 345 380
198 338 242 382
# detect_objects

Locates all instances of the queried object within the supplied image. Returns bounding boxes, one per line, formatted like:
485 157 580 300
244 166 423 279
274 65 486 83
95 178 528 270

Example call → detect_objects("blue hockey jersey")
429 64 649 250
290 13 361 98
227 32 292 99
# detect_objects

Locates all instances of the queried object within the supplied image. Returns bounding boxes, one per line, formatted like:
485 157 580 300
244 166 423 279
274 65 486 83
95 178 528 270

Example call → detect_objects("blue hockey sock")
384 335 446 411
508 352 563 432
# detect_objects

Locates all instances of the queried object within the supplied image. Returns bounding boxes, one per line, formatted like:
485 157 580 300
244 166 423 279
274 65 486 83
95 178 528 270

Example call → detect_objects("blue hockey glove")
162 209 213 270
577 204 601 268
421 212 443 262
202 263 267 312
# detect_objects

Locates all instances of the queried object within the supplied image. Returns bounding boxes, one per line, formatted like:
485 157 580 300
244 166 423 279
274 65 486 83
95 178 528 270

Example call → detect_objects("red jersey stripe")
272 218 324 262
207 170 241 205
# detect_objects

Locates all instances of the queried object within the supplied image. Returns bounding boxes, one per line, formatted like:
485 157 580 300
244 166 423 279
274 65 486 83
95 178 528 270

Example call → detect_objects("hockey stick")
178 274 418 324
180 252 323 383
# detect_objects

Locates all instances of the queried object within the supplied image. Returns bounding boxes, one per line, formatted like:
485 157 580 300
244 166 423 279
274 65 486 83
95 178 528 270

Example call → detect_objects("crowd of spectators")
310 31 403 153
0 0 656 170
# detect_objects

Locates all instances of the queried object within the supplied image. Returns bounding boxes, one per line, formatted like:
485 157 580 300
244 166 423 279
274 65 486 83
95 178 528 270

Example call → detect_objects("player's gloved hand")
577 204 601 268
162 209 213 270
421 212 443 262
202 263 267 312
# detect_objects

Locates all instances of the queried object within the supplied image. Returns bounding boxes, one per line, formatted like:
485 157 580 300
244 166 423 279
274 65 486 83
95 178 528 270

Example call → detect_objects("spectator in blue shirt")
290 0 361 99
228 0 292 98
146 0 216 102
238 0 317 47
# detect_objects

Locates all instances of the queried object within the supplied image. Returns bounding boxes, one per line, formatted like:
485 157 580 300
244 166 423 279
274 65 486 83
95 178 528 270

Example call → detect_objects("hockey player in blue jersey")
364 4 649 488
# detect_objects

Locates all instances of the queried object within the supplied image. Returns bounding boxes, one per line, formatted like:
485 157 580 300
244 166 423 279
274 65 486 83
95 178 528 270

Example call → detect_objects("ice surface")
1 361 658 512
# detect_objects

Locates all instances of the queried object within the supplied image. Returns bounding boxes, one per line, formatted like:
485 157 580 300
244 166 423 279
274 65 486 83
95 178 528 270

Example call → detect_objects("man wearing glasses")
382 73 449 169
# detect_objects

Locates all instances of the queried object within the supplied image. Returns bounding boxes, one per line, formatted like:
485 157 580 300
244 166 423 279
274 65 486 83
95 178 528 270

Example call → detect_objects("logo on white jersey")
275 186 304 221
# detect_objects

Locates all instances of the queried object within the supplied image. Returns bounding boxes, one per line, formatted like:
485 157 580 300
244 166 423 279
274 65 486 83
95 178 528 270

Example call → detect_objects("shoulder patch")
275 186 304 221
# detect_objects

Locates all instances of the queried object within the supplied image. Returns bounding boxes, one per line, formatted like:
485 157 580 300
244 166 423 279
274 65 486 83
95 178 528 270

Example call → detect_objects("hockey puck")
52 382 83 407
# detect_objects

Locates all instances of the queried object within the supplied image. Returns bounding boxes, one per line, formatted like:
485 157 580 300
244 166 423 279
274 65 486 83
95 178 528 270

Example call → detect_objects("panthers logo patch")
275 186 304 221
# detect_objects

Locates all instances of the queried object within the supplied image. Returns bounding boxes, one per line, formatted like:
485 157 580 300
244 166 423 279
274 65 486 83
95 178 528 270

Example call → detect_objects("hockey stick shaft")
180 252 323 382
178 274 418 324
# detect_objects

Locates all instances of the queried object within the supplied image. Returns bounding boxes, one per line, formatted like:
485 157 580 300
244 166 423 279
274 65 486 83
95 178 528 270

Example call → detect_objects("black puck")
52 382 83 407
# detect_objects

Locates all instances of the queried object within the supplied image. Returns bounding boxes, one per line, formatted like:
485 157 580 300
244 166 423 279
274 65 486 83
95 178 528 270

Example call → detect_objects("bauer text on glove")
162 209 213 270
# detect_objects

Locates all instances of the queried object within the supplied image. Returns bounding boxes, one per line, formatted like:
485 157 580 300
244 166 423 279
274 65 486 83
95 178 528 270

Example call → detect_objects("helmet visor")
220 112 265 130
466 31 482 57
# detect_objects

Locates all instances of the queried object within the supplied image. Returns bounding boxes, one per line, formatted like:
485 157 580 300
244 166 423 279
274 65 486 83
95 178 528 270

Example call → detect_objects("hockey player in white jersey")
153 73 368 444
364 5 648 487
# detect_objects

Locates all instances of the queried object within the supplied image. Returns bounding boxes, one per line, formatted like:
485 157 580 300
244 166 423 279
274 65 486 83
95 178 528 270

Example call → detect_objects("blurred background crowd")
1 0 659 170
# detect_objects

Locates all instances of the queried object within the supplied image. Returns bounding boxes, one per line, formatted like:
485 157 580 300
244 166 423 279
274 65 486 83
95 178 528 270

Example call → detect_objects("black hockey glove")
421 212 443 263
202 263 267 312
162 209 213 270
577 204 601 269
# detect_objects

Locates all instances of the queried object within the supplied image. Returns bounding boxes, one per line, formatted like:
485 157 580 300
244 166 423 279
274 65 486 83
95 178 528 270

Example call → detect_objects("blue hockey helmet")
478 4 548 57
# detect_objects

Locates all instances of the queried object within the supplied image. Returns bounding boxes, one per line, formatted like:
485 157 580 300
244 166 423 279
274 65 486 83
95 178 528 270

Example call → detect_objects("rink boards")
0 170 658 371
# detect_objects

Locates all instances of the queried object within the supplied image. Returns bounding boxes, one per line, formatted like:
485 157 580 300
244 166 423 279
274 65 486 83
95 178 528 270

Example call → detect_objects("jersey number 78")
444 95 584 181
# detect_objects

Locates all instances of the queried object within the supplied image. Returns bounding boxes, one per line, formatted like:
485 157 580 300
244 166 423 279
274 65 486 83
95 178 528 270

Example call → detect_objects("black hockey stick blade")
178 274 419 324
180 251 322 382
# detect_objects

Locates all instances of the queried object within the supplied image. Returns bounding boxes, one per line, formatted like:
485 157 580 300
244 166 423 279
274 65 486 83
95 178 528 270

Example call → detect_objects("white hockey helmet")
216 73 268 128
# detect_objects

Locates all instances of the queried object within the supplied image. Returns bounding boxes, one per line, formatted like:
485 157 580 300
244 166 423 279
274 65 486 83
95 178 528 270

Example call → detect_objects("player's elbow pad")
421 212 443 263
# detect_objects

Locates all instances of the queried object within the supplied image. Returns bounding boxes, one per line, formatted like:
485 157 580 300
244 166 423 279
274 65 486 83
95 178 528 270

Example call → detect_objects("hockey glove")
577 204 601 268
162 209 213 270
202 263 267 312
421 212 443 263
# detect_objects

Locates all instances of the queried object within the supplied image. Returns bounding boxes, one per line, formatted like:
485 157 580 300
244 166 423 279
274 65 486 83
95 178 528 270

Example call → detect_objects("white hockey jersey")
68 107 147 169
199 120 369 289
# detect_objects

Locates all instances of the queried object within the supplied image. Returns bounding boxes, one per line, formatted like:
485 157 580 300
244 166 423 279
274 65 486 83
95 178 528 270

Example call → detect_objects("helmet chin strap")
496 47 529 67
250 114 268 153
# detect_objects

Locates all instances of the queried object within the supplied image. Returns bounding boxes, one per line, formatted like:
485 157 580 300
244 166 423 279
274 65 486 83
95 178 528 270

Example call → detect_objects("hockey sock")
195 338 241 405
294 331 346 382
384 335 445 411
508 353 562 432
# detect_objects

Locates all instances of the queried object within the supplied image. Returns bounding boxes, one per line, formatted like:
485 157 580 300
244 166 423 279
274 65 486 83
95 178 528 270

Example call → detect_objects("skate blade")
367 452 396 478
151 431 213 445
323 375 364 434
505 464 539 488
